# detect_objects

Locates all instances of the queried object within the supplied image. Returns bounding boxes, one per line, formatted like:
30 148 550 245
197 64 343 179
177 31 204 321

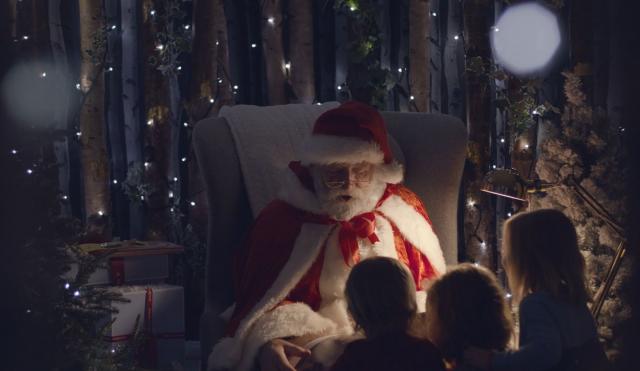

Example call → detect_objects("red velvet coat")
208 177 445 371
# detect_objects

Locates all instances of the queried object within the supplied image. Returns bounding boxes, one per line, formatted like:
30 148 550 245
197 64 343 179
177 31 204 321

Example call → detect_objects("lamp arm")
566 177 626 239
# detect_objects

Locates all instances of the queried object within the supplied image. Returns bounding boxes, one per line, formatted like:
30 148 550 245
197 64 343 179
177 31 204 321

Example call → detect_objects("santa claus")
208 101 446 371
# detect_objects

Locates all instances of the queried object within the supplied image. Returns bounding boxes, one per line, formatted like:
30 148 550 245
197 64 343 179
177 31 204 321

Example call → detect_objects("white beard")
312 178 387 221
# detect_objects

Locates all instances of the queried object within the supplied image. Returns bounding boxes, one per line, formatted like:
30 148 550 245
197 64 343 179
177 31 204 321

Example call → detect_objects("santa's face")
310 162 386 220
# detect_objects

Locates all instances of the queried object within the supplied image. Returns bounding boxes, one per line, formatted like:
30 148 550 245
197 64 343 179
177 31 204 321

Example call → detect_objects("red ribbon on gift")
103 287 184 367
109 257 125 285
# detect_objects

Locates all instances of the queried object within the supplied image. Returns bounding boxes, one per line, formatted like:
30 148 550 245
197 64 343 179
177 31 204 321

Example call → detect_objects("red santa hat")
299 101 404 184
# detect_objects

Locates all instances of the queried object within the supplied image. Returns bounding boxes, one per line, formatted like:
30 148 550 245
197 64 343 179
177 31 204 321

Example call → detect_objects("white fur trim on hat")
375 161 404 185
300 134 385 165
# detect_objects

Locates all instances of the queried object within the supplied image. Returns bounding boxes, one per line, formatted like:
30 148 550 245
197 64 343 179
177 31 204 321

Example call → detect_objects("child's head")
345 256 417 338
502 208 589 305
425 263 512 362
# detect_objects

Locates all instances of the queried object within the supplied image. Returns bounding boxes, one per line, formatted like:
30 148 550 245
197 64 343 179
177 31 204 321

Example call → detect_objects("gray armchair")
192 107 467 369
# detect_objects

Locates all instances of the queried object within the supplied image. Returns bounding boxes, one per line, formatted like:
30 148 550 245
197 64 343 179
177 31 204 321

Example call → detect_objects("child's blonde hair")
345 257 417 338
426 263 513 361
502 208 590 305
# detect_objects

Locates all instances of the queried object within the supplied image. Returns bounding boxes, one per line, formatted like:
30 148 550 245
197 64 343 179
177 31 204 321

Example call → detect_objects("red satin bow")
339 212 380 266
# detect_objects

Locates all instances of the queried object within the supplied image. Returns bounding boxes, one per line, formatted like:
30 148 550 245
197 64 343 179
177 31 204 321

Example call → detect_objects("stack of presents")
67 240 186 370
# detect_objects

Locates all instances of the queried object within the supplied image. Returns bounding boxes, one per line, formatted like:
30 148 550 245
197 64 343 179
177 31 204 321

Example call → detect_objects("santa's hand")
259 338 311 371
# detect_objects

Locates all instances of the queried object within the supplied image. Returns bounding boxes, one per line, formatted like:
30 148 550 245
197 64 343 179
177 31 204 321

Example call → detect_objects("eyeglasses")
319 163 373 189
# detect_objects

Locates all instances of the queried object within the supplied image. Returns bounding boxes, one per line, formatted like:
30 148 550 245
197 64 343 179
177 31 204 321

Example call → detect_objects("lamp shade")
480 168 528 202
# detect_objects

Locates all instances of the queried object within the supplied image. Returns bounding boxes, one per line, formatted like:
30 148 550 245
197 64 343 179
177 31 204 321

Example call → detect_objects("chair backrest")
192 108 467 365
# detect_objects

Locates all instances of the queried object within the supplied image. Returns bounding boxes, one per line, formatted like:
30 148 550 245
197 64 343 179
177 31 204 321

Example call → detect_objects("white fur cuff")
236 302 338 371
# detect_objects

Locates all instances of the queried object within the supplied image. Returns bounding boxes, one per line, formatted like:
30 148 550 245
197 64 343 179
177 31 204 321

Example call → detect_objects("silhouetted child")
330 256 445 371
425 263 513 370
464 209 611 371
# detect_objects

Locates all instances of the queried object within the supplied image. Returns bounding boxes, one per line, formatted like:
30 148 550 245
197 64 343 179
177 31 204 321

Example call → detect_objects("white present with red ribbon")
101 284 185 369
65 241 184 285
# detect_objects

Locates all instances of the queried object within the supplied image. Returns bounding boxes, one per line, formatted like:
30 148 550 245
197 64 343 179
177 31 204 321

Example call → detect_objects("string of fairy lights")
11 1 525 301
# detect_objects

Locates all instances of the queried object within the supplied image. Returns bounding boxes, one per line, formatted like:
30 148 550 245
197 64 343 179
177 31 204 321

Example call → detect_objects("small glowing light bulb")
184 24 190 30
500 138 505 143
209 98 215 103
156 44 164 51
190 201 196 206
492 164 497 169
398 67 403 73
507 212 512 217
284 62 291 69
169 191 174 198
233 85 239 90
144 162 150 168
22 35 29 40
181 157 187 162
74 290 80 297
173 177 178 182
467 199 475 207
409 95 415 101
41 72 46 77
150 9 156 16
251 43 257 48
76 131 82 137
505 293 512 299
111 25 117 30
177 66 182 71
147 119 153 126
432 12 437 17
183 122 188 127
337 85 342 90
112 179 118 184
64 282 70 289
108 67 114 72
350 6 356 11
524 144 530 149
62 195 68 200
454 35 460 40
26 169 33 175
98 210 104 216
11 149 17 154
267 17 275 25
316 102 322 105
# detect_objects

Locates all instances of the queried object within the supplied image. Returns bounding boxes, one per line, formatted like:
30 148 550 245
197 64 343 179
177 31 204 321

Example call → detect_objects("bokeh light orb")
1 61 72 128
491 2 562 76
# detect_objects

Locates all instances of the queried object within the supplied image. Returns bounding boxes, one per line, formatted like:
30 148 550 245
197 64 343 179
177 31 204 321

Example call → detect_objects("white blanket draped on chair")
220 102 340 217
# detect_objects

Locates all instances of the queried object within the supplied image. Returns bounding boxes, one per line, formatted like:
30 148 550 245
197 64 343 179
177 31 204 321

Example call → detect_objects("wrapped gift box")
65 240 184 285
101 284 185 370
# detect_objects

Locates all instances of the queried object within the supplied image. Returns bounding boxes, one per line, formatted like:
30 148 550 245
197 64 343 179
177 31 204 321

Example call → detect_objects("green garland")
336 0 395 108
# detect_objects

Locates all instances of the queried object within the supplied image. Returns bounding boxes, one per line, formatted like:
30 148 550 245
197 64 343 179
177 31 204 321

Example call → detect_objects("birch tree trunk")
409 0 430 112
261 0 288 105
461 0 495 269
78 0 111 239
141 0 172 240
9 0 18 39
187 0 234 242
48 0 72 216
121 0 145 238
188 0 233 120
288 0 315 103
